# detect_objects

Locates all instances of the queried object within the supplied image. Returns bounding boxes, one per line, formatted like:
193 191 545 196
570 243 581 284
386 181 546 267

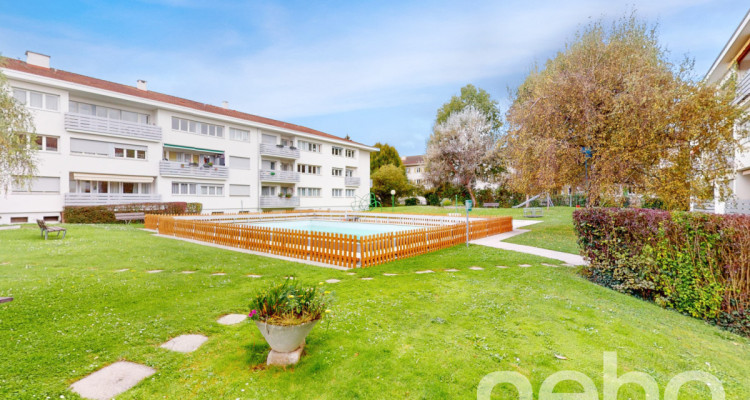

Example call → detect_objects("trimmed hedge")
63 202 193 223
574 208 750 336
404 197 418 206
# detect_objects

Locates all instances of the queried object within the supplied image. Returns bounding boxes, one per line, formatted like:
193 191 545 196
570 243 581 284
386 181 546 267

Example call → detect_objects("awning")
73 173 154 183
163 144 224 154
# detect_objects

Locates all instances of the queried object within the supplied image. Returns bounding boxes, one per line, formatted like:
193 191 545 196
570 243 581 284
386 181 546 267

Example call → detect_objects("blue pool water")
245 220 423 237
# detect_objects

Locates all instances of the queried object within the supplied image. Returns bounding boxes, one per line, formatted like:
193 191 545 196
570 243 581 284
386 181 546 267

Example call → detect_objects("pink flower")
248 309 258 318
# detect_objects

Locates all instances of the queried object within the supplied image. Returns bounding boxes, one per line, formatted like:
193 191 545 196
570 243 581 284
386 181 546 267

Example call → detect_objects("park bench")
36 219 66 240
483 202 499 208
522 207 544 218
0 297 13 304
114 212 145 223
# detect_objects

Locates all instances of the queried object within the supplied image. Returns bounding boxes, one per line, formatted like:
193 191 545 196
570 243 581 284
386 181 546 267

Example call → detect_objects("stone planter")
255 320 319 353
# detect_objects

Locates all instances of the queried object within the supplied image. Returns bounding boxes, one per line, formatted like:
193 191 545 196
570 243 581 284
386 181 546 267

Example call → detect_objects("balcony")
64 193 161 206
735 72 750 105
65 113 162 142
259 143 300 159
159 161 228 180
260 169 300 183
345 176 361 186
259 196 300 208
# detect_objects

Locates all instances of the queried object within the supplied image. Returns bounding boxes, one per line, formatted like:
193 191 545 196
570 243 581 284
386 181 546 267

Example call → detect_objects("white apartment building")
705 10 750 215
1 52 376 224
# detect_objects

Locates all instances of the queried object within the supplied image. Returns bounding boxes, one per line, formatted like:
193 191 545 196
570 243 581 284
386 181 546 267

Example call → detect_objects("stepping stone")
346 272 356 275
541 263 558 268
518 264 532 268
383 273 398 276
246 274 262 278
217 314 247 325
160 334 208 353
181 271 196 274
211 272 227 276
0 297 13 304
562 263 576 267
115 269 129 273
69 361 155 400
496 266 509 269
147 270 163 273
469 266 484 271
415 270 434 274
360 277 373 281
325 279 340 284
444 269 460 272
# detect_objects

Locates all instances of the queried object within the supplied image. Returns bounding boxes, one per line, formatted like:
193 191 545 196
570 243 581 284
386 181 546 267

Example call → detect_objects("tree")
436 84 502 133
0 57 37 195
370 142 404 174
424 106 501 205
371 164 411 206
504 14 747 210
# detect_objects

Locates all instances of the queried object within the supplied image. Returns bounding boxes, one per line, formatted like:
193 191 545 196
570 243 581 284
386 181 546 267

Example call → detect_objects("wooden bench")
114 212 145 223
483 202 500 208
36 219 66 240
522 207 544 218
0 297 13 304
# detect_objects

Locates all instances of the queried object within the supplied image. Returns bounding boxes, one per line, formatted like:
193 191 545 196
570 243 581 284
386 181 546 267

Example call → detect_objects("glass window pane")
30 92 43 108
13 89 27 104
35 135 44 148
69 101 78 113
172 117 179 130
189 121 196 132
122 183 135 193
201 186 208 195
138 114 148 124
172 183 179 194
114 148 124 157
189 184 196 194
209 186 216 195
109 109 121 119
216 127 223 137
126 149 135 158
136 150 146 159
180 119 188 131
46 137 58 151
96 106 108 118
202 124 208 135
45 94 59 111
79 103 93 115
122 111 138 122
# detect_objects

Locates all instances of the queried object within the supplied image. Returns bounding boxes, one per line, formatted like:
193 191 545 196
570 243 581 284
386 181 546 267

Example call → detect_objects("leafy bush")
440 198 452 207
574 208 750 336
404 197 418 206
186 202 203 213
248 280 331 326
642 197 666 210
63 202 189 223
426 193 440 206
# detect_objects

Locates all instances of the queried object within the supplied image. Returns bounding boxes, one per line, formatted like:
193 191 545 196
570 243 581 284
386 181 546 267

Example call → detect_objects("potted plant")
278 192 284 198
285 193 292 198
248 281 331 354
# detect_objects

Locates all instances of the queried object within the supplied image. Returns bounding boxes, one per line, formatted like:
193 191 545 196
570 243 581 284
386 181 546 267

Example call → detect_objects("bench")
0 297 13 304
483 202 500 208
114 212 145 223
522 207 544 218
36 219 66 240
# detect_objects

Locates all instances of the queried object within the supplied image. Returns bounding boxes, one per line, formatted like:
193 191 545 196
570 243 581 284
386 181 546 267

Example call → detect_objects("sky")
1 1 748 156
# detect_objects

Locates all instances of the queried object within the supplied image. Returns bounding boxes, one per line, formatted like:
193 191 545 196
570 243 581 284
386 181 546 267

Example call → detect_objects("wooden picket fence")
148 213 512 268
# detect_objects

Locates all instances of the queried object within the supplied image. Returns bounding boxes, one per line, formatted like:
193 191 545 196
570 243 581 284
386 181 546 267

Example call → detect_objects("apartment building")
402 155 426 186
705 10 750 215
0 52 375 224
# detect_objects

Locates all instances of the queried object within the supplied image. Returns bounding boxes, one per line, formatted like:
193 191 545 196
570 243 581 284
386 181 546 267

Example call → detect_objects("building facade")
705 10 750 215
1 52 375 224
402 155 425 186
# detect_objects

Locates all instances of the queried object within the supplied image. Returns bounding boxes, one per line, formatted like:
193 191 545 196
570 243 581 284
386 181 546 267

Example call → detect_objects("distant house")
401 155 426 186
704 10 750 215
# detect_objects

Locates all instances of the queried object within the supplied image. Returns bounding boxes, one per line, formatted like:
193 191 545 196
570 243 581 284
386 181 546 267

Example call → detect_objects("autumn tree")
371 164 411 206
370 142 404 175
0 57 37 195
424 106 501 204
504 14 747 210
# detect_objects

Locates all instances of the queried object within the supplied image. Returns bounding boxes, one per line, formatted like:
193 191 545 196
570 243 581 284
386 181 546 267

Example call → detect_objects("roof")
1 57 372 148
401 155 425 165
705 9 750 84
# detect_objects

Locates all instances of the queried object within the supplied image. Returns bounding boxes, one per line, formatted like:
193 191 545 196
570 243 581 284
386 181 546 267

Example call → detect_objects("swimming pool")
244 219 423 237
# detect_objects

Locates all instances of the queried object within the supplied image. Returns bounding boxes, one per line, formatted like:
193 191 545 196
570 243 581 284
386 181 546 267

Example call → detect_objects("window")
261 186 276 196
261 134 277 145
298 140 321 153
199 184 224 196
229 156 251 170
332 146 343 156
345 149 356 158
69 101 148 124
345 169 354 177
332 168 343 177
70 138 109 156
406 168 411 173
33 135 58 152
230 128 250 141
172 182 197 195
10 217 28 223
12 176 60 193
13 88 59 111
416 167 421 173
280 186 294 195
298 187 321 197
346 189 356 197
113 144 147 160
171 117 224 138
229 185 251 196
297 164 321 175
332 188 343 197
261 160 276 170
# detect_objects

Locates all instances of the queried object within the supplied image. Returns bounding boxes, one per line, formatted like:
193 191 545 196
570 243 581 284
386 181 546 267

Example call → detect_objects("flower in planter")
248 280 332 326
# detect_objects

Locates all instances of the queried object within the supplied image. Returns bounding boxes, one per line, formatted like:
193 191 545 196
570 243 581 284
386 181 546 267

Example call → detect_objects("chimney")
136 80 148 91
25 51 50 69
222 101 229 109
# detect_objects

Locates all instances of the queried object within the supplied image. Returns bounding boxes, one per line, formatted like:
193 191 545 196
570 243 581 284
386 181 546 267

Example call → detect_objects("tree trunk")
467 184 476 206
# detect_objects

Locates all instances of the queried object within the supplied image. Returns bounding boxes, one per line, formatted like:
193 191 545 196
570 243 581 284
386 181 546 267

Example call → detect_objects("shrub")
248 281 331 326
574 208 750 336
186 202 203 213
440 198 452 207
63 202 190 223
404 197 418 206
426 193 440 206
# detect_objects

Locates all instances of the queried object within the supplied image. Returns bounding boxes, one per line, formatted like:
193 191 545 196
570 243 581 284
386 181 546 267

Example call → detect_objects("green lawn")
1 224 749 399
374 205 581 254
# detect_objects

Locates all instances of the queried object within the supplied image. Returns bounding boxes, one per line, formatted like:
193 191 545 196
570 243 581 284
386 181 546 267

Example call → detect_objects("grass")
373 205 581 254
1 224 749 399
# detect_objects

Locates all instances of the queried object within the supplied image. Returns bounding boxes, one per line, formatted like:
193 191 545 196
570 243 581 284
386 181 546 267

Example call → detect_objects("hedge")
63 202 195 223
574 208 750 336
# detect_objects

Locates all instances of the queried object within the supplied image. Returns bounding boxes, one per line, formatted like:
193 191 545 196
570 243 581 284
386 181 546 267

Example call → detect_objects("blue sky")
1 1 747 155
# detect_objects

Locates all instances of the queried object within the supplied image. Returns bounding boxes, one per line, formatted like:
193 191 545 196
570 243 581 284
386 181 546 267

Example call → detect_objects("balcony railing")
64 193 161 206
345 176 361 186
260 169 300 182
159 161 228 180
735 72 750 105
65 113 162 142
259 143 300 159
259 196 300 208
